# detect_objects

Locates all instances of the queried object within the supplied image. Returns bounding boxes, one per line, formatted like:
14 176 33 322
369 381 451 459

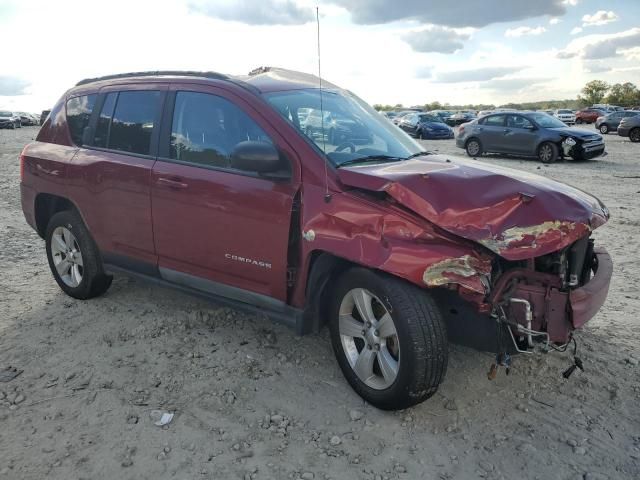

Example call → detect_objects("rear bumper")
20 183 38 233
617 126 630 137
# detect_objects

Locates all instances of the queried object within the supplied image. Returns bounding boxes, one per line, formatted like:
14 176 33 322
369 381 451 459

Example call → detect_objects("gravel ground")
0 125 638 480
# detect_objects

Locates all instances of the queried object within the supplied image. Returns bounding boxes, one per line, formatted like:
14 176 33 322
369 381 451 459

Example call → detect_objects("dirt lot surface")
0 125 639 480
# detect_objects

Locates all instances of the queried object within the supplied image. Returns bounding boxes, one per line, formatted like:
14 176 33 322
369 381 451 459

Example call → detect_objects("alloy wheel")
467 140 480 156
50 226 84 287
600 125 608 134
338 288 400 390
630 128 640 143
539 144 553 162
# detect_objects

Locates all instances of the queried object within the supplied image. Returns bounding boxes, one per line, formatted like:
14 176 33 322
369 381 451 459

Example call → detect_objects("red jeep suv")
21 69 613 409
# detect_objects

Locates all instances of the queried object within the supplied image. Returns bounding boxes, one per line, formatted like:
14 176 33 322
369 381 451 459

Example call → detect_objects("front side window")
506 115 533 129
170 91 273 169
264 88 423 166
66 94 97 146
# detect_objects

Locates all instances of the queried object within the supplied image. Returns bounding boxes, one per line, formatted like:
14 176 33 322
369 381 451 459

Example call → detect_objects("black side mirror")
230 141 285 175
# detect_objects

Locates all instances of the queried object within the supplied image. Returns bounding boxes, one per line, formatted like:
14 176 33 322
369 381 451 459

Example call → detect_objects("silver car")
456 111 605 163
0 111 21 129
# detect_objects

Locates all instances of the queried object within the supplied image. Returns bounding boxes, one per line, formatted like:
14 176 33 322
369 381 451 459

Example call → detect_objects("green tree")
578 80 610 106
606 82 640 106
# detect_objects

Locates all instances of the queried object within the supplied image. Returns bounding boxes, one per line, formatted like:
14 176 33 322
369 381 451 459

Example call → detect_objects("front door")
502 114 539 154
151 86 300 302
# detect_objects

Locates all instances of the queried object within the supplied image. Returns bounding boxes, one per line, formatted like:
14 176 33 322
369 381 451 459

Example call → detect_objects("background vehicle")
304 109 373 145
446 111 476 126
18 112 38 126
39 109 51 126
576 108 605 124
617 115 640 142
0 111 21 129
428 110 454 124
20 69 612 410
391 110 420 126
594 110 640 134
553 109 576 125
399 112 454 139
456 111 605 163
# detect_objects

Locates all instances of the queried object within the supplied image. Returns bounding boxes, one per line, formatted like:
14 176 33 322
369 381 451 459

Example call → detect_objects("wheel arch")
301 251 356 334
34 193 81 238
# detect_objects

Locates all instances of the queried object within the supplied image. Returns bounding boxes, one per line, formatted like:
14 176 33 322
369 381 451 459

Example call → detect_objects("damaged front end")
489 234 613 353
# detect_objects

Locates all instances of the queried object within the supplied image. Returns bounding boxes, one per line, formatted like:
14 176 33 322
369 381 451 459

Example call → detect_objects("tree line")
374 81 640 112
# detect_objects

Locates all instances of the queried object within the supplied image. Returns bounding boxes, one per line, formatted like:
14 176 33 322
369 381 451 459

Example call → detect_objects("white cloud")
434 66 525 83
563 0 579 5
549 18 561 25
571 27 583 35
0 76 30 96
188 0 313 25
329 0 567 28
415 66 433 79
403 26 471 53
505 26 546 38
583 61 611 74
581 28 640 59
582 10 618 27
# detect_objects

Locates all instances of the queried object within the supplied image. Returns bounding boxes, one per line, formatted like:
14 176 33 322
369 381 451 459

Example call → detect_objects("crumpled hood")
554 127 602 139
336 156 609 260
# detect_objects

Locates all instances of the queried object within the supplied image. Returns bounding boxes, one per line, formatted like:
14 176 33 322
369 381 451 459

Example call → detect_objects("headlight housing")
563 137 577 146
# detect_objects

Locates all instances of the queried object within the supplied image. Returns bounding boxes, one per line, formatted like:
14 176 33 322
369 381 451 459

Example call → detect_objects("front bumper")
0 120 15 127
493 247 612 344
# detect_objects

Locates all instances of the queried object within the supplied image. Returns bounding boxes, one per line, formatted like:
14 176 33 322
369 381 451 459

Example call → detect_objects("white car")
553 109 576 125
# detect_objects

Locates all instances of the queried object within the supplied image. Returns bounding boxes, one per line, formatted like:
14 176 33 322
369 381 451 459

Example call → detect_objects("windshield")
419 114 443 123
0 111 13 117
558 109 572 114
530 113 568 128
264 89 424 166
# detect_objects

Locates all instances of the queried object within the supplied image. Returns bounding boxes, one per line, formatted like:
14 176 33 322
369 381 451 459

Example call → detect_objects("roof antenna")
316 6 331 203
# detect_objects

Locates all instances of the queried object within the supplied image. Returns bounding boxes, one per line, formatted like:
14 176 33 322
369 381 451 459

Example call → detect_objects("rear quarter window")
66 94 97 146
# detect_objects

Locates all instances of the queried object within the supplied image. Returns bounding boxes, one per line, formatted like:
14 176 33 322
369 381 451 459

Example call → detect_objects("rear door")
478 114 506 151
503 114 539 154
67 84 166 266
150 85 300 302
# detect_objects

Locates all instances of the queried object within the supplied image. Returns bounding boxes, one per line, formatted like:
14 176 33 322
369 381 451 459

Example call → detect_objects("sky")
1 0 639 112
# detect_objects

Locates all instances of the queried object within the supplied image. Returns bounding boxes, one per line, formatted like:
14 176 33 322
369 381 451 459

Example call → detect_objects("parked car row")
0 110 41 128
594 110 640 135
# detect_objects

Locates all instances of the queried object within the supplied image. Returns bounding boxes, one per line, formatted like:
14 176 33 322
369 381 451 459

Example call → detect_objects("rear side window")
483 115 505 126
169 91 273 169
93 90 162 155
66 94 97 146
94 93 117 148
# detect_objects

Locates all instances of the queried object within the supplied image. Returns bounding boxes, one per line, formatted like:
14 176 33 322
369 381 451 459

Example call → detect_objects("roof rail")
75 70 229 86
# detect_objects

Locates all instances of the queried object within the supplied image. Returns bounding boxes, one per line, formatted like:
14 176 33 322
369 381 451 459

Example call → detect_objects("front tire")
629 128 640 143
329 268 448 410
576 118 583 125
465 138 482 157
538 141 558 163
45 210 112 299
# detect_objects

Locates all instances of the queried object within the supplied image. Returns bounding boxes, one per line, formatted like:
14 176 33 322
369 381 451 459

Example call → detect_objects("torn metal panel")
336 156 609 260
422 255 491 294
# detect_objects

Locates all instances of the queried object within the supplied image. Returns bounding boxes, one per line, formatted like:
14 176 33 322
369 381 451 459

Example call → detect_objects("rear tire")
629 128 640 143
45 210 112 299
465 138 483 157
599 124 609 134
538 141 558 163
576 118 583 125
329 268 448 410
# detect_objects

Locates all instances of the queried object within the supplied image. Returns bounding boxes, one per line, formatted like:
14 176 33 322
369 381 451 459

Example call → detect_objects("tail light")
19 146 27 182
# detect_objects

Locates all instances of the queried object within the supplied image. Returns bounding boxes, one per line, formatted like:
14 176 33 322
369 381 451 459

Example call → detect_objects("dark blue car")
398 112 454 140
